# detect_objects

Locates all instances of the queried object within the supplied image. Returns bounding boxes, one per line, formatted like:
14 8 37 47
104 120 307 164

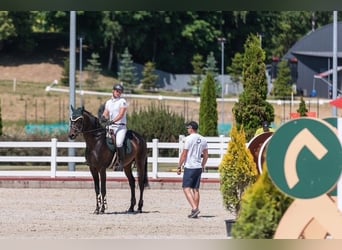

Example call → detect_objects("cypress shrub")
199 73 218 136
232 164 293 239
218 125 258 216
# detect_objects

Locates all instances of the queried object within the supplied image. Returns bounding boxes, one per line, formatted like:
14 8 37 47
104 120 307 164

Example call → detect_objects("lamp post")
78 36 83 92
218 37 226 125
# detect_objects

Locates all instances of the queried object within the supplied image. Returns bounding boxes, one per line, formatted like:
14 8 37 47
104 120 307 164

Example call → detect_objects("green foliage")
0 11 16 41
60 57 70 86
189 53 204 96
218 125 258 215
127 103 186 143
272 60 293 98
204 51 221 96
117 47 138 87
232 165 293 239
85 52 101 88
141 61 158 90
0 100 3 136
227 52 243 92
199 73 218 136
0 11 338 74
233 34 275 141
297 96 308 116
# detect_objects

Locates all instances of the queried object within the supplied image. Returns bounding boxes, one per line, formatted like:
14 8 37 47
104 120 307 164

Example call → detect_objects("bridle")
70 115 105 135
70 116 84 136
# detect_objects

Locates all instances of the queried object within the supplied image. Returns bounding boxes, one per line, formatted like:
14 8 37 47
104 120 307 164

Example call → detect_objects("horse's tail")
143 156 149 188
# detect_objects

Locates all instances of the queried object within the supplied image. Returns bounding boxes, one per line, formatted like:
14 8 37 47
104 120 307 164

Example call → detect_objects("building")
284 21 342 98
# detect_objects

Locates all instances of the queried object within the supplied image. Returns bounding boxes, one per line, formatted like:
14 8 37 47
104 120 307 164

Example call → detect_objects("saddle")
105 130 134 169
106 130 133 153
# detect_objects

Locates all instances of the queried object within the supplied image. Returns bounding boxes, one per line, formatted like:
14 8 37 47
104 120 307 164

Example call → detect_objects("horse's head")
68 105 85 140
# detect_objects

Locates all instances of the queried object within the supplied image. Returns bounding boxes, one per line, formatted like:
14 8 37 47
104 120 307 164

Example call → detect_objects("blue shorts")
182 168 202 189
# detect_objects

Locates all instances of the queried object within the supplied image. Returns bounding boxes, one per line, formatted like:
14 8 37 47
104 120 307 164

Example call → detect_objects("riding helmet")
113 84 124 93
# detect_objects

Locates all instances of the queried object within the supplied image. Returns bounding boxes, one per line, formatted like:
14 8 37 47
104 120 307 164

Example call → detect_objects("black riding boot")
116 147 125 171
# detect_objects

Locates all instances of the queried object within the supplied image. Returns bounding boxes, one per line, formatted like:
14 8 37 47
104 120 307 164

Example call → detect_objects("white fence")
0 135 230 179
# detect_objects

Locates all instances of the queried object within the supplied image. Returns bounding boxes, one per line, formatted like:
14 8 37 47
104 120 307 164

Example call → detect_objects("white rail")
0 135 230 179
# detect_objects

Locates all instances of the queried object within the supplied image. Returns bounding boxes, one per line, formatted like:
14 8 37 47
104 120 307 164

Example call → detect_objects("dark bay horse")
68 106 149 214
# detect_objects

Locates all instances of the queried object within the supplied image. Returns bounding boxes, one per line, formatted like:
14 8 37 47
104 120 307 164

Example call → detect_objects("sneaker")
188 208 200 218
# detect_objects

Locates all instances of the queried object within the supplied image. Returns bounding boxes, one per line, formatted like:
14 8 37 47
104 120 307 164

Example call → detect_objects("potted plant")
218 125 259 237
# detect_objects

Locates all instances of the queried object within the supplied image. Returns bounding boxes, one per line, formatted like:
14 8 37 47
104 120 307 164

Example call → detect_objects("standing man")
101 83 127 171
177 121 208 218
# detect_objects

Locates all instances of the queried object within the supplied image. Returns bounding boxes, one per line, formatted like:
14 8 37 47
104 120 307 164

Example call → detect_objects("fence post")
50 138 57 178
152 139 159 179
178 135 185 157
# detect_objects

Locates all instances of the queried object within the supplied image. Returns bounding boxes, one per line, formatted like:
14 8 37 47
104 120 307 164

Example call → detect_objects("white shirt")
104 97 127 124
183 133 208 169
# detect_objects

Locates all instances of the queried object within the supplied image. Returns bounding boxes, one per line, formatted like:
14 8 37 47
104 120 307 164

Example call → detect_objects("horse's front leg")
99 168 107 214
124 168 136 213
90 168 101 214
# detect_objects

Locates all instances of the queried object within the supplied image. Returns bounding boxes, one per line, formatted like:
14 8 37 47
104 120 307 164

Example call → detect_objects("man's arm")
201 148 209 170
177 149 188 175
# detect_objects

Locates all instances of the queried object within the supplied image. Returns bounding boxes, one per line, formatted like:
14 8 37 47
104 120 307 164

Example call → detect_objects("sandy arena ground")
0 187 234 239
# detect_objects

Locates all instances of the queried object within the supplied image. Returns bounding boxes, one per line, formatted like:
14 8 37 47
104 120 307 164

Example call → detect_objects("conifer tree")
85 52 101 88
199 73 218 136
117 47 138 87
227 52 243 95
204 51 220 96
297 96 308 116
188 53 204 96
272 60 293 99
233 34 275 141
141 61 158 90
232 165 293 239
218 125 258 215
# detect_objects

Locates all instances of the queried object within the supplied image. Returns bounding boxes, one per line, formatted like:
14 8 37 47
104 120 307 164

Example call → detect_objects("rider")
101 83 127 171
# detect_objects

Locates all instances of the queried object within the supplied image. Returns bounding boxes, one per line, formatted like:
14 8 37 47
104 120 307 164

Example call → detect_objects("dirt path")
0 188 234 239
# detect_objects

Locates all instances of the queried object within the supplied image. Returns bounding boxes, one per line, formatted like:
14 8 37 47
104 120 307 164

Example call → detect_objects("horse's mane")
83 109 102 128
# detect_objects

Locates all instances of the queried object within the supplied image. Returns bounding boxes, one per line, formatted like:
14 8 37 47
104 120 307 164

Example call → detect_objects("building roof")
284 21 342 60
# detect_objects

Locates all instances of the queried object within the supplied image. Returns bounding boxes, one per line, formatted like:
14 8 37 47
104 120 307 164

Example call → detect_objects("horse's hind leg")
137 160 147 213
124 167 136 213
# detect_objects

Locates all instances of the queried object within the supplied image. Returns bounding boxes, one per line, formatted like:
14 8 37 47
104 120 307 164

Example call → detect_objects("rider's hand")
100 116 108 127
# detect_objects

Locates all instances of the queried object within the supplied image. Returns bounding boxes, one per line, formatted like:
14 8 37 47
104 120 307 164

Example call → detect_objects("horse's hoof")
94 210 99 215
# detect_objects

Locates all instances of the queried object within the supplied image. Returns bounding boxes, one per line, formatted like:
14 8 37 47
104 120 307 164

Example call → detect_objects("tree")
271 60 293 99
188 53 204 96
297 96 308 116
140 61 158 90
204 51 220 97
227 52 243 95
232 34 275 141
199 73 218 136
85 52 101 88
0 11 16 48
117 47 138 88
60 57 70 86
218 125 258 216
101 11 122 70
232 165 293 239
